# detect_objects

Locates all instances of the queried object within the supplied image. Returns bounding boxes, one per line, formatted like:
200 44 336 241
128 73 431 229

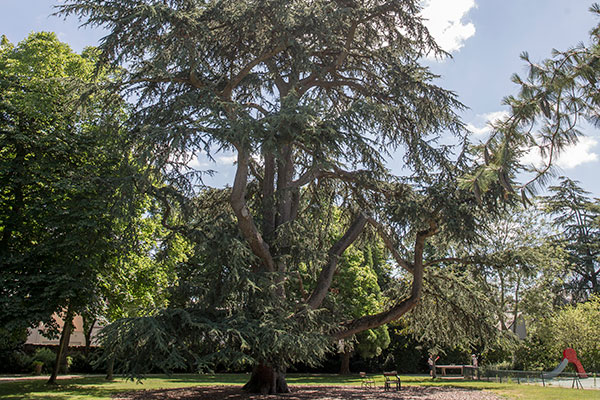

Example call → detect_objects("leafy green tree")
332 243 390 374
59 0 507 393
469 204 569 332
543 177 600 301
543 295 600 371
0 32 160 383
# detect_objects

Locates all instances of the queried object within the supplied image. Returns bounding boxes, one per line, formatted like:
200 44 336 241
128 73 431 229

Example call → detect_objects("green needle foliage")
56 0 507 391
543 177 600 300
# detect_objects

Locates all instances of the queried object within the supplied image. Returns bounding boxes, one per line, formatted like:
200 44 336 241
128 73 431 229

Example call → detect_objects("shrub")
10 351 33 373
32 348 55 373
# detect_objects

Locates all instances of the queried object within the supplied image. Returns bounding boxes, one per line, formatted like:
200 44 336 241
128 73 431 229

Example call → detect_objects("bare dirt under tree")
114 385 504 400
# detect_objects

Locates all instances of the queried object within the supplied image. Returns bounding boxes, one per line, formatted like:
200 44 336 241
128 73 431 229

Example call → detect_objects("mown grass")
0 373 598 400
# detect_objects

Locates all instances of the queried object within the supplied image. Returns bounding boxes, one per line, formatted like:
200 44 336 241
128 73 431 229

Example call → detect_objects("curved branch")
223 43 287 98
230 146 276 272
334 221 438 339
297 20 358 95
307 213 368 308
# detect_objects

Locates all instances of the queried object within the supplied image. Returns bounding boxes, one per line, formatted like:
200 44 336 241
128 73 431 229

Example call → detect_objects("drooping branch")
334 221 438 339
230 145 276 272
423 257 477 268
147 185 191 235
307 213 368 309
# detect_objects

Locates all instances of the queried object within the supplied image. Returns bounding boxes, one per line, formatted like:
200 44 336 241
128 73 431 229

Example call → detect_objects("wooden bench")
359 372 375 389
383 371 401 391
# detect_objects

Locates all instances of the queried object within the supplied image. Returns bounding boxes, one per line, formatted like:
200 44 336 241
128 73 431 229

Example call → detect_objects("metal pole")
541 372 545 387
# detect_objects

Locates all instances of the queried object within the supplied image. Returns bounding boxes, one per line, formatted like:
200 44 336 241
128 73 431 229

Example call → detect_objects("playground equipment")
542 348 588 380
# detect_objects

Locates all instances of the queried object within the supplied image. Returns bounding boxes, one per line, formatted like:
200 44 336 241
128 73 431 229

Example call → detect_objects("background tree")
0 32 159 383
330 242 390 374
543 177 600 301
470 203 569 333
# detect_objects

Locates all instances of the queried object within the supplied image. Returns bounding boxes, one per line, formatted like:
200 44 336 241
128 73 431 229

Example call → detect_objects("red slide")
562 348 588 378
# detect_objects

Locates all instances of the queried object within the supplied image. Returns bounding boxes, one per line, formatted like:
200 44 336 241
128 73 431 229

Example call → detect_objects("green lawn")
0 374 598 400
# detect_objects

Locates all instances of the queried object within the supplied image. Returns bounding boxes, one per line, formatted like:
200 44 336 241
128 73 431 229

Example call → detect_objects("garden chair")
359 372 375 389
383 371 401 391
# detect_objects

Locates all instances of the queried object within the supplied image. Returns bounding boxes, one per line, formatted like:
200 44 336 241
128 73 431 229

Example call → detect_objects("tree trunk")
339 350 352 375
105 356 115 381
512 276 521 334
83 318 96 356
47 305 74 384
242 364 290 394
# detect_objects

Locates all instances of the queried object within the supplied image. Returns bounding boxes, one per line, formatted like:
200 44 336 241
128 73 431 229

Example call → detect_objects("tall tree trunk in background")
105 355 115 381
498 272 508 331
83 318 96 356
47 305 74 384
339 349 352 375
512 276 521 334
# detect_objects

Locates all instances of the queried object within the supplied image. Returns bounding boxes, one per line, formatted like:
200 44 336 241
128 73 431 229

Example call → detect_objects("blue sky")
2 0 599 197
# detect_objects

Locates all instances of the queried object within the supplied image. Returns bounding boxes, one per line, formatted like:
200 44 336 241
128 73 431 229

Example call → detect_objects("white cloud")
467 110 509 137
420 0 477 54
186 151 238 170
187 155 203 169
215 153 237 165
521 136 599 170
468 111 599 169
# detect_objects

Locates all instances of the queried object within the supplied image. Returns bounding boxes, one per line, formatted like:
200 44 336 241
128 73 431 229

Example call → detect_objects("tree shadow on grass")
0 378 125 400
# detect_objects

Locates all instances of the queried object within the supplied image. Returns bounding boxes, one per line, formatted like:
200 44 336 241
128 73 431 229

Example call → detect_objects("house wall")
25 313 103 347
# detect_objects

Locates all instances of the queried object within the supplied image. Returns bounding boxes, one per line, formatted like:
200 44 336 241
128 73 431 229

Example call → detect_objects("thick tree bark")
339 349 352 375
243 364 290 394
262 151 276 239
47 305 74 384
275 144 294 229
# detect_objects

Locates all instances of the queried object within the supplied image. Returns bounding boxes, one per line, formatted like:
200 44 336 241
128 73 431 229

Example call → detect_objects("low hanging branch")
334 221 438 339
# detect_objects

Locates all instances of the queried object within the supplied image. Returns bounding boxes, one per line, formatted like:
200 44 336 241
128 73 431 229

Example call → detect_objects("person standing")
428 354 439 378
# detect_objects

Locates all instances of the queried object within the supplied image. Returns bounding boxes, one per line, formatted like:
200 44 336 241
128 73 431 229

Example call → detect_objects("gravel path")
114 385 504 400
